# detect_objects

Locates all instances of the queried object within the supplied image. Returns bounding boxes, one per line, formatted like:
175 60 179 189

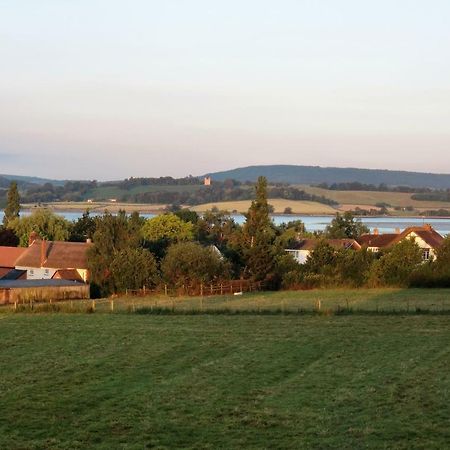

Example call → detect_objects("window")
422 249 430 261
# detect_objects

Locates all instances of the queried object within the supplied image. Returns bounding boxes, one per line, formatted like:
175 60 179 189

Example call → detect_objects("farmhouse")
358 224 444 261
286 238 361 264
14 237 91 282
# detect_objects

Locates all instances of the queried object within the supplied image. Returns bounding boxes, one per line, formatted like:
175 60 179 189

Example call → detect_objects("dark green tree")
87 211 143 296
325 212 369 239
3 181 20 227
161 241 229 288
241 176 277 282
370 238 422 286
69 210 97 242
110 247 159 293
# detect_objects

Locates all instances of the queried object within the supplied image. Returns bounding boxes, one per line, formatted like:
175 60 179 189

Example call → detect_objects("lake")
4 211 450 235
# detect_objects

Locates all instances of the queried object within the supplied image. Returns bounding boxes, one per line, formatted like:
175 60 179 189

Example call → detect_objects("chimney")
395 228 401 234
40 239 47 267
86 238 92 244
29 231 38 246
373 228 379 235
424 224 432 231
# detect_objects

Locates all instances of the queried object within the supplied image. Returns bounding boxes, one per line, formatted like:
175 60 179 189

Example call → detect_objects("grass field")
7 287 447 315
299 185 450 210
1 312 449 449
191 199 338 214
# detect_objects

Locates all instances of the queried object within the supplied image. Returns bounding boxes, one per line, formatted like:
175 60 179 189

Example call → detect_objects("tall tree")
3 181 21 227
241 176 277 281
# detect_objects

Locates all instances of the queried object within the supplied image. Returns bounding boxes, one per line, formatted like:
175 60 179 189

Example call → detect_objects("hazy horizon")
1 1 450 179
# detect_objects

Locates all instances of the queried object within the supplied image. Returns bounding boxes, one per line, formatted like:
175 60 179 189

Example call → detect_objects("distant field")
23 202 167 214
299 185 450 209
191 199 338 214
1 312 449 449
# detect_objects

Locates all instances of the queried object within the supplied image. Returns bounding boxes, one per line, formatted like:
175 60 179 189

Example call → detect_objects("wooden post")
164 284 168 296
14 301 17 311
220 283 223 295
91 299 95 311
132 298 135 312
210 284 213 295
200 283 203 297
143 285 146 296
110 299 114 312
125 288 128 296
200 296 203 311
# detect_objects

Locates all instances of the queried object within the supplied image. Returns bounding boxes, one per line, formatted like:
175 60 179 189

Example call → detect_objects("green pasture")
0 313 449 449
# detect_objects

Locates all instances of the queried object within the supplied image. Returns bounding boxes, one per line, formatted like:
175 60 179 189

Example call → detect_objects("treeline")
127 184 338 207
21 181 98 203
411 190 450 202
316 182 434 193
113 175 202 190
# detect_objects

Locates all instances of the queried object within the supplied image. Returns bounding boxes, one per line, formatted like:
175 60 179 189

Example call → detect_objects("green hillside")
207 165 450 189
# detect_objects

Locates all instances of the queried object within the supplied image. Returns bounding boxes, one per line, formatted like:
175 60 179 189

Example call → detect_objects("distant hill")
206 165 450 189
0 174 74 188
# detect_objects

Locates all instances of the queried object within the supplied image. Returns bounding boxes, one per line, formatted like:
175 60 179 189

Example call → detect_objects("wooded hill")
207 165 450 189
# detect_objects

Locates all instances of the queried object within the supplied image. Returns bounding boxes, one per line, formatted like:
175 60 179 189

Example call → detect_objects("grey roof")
0 279 86 289
1 269 26 280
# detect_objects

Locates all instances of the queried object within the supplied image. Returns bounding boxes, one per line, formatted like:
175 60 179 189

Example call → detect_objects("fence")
123 280 265 298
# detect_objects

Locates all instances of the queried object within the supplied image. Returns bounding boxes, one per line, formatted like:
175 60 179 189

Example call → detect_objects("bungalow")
14 238 92 282
286 238 361 264
357 224 444 261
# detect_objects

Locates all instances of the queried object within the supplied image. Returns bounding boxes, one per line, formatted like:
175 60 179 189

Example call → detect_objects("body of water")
3 211 450 235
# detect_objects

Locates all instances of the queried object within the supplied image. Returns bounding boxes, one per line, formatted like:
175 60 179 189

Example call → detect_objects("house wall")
406 232 437 260
16 266 57 280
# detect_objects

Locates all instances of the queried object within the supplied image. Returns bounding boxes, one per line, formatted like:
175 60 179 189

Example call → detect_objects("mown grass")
0 314 449 449
6 287 448 315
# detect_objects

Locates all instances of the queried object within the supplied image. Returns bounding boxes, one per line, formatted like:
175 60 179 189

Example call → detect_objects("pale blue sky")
1 0 449 179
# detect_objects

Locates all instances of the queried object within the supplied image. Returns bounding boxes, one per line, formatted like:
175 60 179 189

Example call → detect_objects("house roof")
0 279 86 289
52 269 84 282
15 240 91 269
1 269 27 280
288 238 361 251
358 225 444 250
0 246 27 268
357 234 399 248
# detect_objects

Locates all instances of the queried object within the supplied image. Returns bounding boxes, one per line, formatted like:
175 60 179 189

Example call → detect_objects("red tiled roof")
358 226 444 250
357 234 398 248
52 269 84 282
15 240 91 269
0 246 27 268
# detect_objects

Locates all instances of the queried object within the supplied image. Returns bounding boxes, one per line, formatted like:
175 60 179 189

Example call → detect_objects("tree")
325 212 369 239
241 176 277 281
8 209 70 246
141 214 194 243
3 181 20 227
161 241 229 288
0 227 19 247
69 210 97 242
87 211 143 296
110 248 159 293
369 238 422 286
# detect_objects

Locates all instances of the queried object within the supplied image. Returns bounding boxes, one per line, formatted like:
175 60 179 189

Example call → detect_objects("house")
204 176 212 186
0 246 27 279
357 224 444 261
14 238 92 282
286 238 361 264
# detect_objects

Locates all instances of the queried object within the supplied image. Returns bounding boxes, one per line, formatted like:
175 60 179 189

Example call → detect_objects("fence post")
220 283 223 295
91 299 95 311
14 301 17 311
164 284 168 296
200 295 203 311
210 284 213 295
110 299 114 312
200 283 203 297
143 285 146 296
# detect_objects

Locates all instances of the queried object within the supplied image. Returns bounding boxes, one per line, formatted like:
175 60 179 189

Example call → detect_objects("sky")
1 0 450 180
